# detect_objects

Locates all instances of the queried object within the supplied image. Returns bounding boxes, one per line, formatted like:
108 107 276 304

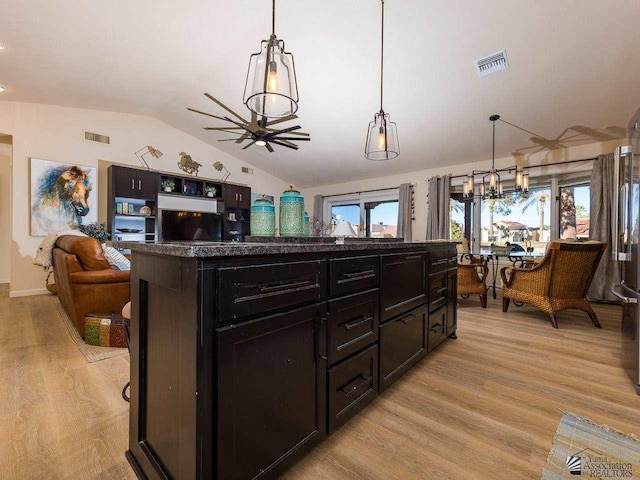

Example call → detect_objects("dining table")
459 249 545 299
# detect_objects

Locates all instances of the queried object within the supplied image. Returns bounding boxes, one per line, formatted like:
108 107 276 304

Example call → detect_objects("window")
325 189 399 238
450 196 466 240
480 187 551 252
559 184 590 239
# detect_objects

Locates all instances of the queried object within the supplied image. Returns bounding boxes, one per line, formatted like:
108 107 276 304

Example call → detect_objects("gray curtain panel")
397 183 413 242
312 195 324 236
425 175 451 240
588 153 620 301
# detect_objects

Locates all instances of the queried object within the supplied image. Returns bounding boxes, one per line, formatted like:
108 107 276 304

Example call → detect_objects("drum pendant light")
243 0 299 119
365 0 399 161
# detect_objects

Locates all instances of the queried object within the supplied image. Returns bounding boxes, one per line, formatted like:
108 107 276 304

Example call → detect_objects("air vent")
84 131 110 145
241 166 254 174
474 50 509 77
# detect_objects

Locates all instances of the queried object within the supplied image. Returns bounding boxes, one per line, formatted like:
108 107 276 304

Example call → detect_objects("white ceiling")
1 0 639 187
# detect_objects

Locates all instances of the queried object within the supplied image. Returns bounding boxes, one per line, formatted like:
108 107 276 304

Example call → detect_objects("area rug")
52 297 128 363
542 412 640 479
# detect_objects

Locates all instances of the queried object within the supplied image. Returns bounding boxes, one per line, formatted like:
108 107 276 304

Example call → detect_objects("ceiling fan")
188 93 310 152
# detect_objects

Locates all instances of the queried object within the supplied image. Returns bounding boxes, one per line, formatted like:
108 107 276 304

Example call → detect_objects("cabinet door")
237 186 252 209
447 269 457 336
380 252 428 322
136 170 158 200
379 304 428 392
112 166 137 198
217 303 327 480
223 184 239 208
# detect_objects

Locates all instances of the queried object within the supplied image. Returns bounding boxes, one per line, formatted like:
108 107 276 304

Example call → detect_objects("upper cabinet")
112 166 157 200
223 184 251 210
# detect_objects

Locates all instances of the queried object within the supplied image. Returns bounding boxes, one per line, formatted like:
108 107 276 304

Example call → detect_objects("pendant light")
365 0 399 161
243 0 299 119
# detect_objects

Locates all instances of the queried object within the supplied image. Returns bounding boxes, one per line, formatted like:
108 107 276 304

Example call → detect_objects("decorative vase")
303 212 311 237
207 192 214 197
279 185 304 237
251 194 276 237
164 187 172 192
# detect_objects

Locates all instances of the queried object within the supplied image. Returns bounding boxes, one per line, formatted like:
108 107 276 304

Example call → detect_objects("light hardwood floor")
1 284 638 480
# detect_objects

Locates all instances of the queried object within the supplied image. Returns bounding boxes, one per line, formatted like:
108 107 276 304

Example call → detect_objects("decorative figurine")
177 152 202 176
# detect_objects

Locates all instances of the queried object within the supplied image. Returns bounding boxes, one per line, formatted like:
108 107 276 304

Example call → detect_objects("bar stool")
121 302 131 403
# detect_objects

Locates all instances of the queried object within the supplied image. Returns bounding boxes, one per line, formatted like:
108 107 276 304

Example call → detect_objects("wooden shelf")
115 214 156 219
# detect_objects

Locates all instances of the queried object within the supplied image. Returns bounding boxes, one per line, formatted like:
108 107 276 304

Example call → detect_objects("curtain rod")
321 184 415 198
448 156 598 180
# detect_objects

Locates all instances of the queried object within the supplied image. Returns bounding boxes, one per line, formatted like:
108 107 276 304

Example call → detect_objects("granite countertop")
110 239 458 258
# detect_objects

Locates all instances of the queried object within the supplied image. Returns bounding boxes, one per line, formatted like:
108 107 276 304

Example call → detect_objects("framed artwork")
30 158 98 236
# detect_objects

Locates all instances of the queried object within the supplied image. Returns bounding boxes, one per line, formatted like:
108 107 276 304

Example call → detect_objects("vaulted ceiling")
1 0 639 187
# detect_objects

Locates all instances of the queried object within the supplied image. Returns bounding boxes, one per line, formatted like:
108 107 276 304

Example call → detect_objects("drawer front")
328 289 379 366
218 260 326 322
428 271 448 313
380 252 428 322
329 255 379 296
429 248 451 273
379 304 428 392
428 306 448 352
328 344 378 433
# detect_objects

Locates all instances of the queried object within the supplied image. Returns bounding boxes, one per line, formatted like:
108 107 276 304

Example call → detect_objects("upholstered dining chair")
500 241 607 328
457 258 489 308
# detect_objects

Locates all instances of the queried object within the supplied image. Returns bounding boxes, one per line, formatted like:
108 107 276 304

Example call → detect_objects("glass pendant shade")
365 111 399 161
244 35 299 119
515 167 523 192
523 170 530 193
463 174 474 199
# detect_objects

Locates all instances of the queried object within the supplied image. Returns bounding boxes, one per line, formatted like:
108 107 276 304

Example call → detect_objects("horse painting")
30 159 97 236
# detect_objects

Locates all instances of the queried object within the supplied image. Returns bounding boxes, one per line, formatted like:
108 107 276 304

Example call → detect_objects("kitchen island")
118 240 458 480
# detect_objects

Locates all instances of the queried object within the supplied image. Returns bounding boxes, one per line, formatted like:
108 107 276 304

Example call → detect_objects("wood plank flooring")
1 284 638 479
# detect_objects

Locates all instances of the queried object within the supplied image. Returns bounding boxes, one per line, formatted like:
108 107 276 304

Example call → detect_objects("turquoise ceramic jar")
250 194 276 237
279 185 304 237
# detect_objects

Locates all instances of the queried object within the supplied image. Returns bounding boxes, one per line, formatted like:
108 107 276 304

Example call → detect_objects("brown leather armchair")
53 236 130 337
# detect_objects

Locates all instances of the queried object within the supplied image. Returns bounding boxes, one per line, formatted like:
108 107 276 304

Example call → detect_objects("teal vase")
251 194 276 237
279 186 304 237
303 212 311 237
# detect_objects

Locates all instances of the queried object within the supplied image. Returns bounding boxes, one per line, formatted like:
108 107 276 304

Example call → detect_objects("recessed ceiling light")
0 86 5 92
0 44 5 50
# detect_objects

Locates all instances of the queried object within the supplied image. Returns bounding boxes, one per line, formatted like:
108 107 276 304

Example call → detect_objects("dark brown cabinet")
328 344 378 433
428 307 448 352
223 184 251 209
447 268 457 337
379 304 428 392
112 166 157 200
380 252 428 322
217 302 327 480
329 255 379 296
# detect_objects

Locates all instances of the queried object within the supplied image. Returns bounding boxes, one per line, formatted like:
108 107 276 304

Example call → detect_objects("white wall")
0 139 11 283
0 101 292 297
301 139 626 242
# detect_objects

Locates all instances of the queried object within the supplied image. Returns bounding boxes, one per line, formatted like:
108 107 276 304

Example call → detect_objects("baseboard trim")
9 288 52 298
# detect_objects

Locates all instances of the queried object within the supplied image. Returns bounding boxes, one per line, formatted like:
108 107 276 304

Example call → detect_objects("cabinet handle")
403 255 422 261
340 374 372 398
430 323 446 333
239 193 242 201
432 286 447 295
433 259 448 266
258 279 312 293
400 313 417 324
131 179 135 190
138 180 142 190
343 315 373 331
342 270 375 279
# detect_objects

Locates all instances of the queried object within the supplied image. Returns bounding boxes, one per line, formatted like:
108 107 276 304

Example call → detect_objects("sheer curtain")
397 183 413 242
588 153 619 301
425 175 451 240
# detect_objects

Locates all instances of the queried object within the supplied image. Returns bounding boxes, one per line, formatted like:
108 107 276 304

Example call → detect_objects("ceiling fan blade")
265 128 310 137
265 142 274 153
187 107 229 123
204 93 248 124
203 126 245 130
265 115 298 126
235 132 251 144
205 129 246 136
269 125 302 135
270 139 299 150
223 116 252 131
273 138 297 148
273 137 311 142
242 140 257 150
218 138 244 142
